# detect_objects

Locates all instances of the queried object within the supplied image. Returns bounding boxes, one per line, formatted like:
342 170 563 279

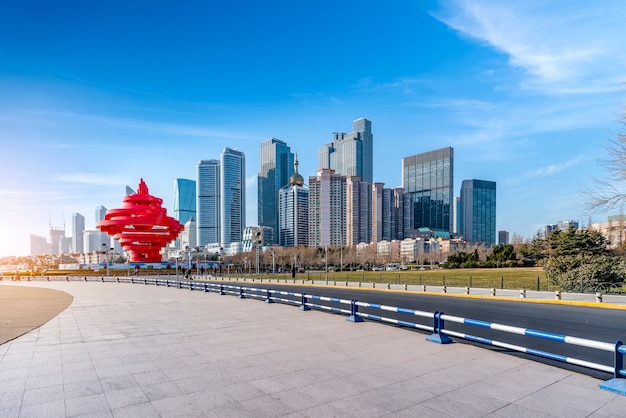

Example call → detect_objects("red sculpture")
97 179 183 262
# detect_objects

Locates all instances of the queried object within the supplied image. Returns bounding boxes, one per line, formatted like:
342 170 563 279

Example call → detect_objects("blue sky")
1 0 625 257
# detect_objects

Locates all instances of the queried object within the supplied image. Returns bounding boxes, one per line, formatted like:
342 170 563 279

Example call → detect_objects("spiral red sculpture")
97 179 183 262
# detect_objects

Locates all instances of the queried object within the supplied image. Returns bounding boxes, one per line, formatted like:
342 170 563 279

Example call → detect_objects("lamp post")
325 246 328 283
175 252 180 284
271 249 275 279
185 245 191 279
102 243 110 276
293 254 298 279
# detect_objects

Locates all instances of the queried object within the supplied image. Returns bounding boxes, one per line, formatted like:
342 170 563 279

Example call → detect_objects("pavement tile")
104 386 149 409
17 399 66 418
64 393 110 417
150 393 204 416
21 383 64 406
141 380 184 401
64 378 104 398
238 394 295 417
111 402 160 418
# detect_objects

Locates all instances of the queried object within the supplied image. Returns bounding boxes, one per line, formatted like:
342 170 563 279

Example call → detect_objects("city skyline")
2 1 625 257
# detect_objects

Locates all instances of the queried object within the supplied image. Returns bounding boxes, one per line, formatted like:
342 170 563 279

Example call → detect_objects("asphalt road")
205 281 626 379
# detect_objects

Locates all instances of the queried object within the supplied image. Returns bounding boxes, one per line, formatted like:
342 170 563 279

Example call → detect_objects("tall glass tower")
460 179 496 245
196 160 220 246
258 138 294 244
220 147 246 246
174 178 196 225
402 147 454 233
319 117 373 182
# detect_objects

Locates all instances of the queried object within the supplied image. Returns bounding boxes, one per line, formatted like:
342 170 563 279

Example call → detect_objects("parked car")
372 265 385 271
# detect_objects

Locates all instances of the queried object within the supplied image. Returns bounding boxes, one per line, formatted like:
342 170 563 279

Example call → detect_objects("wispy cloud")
432 1 626 94
521 155 587 179
53 173 129 186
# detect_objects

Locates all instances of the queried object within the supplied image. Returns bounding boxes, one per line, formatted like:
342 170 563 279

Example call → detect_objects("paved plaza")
1 280 625 417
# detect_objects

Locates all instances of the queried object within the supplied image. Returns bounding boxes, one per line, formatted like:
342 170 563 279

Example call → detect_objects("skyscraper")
319 117 373 183
196 159 220 246
220 147 246 246
345 176 373 246
95 205 109 248
402 147 454 233
258 138 294 244
278 156 308 247
308 168 346 248
460 179 496 245
174 179 196 226
72 212 85 253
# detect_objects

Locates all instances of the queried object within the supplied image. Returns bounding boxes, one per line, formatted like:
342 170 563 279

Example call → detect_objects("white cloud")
53 173 129 186
521 155 587 179
433 1 626 94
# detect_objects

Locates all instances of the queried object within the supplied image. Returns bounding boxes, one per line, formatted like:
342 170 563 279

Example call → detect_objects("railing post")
265 289 274 304
204 283 208 292
239 287 245 299
299 293 310 311
426 312 452 344
600 341 626 395
220 284 225 295
346 300 363 322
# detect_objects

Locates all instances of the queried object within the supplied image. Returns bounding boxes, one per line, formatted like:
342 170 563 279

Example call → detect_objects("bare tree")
585 107 626 212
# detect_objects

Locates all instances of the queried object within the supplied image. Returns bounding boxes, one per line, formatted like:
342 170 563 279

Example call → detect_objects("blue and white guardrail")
20 274 626 396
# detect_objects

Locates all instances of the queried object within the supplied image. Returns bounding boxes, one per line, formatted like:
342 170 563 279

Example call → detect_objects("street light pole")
271 249 275 279
325 246 328 283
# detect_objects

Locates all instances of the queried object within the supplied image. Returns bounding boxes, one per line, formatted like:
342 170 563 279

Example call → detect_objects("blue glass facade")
460 179 496 245
402 147 454 233
196 160 220 246
220 147 245 245
258 138 294 244
174 178 196 225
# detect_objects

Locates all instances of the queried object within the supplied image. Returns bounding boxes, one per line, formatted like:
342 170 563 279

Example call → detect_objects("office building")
278 156 308 247
372 186 405 243
174 179 196 226
402 147 454 233
319 118 373 183
308 169 346 248
30 234 48 256
460 179 496 245
345 176 372 246
180 217 197 249
197 159 220 247
498 230 510 246
83 230 102 253
220 147 245 246
258 138 294 244
95 205 109 248
72 212 85 253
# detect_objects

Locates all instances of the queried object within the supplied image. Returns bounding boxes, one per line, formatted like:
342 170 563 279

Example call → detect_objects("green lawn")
286 267 549 291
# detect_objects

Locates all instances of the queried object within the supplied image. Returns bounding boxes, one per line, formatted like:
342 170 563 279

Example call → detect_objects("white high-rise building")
220 147 245 246
72 212 85 253
308 168 346 248
278 156 308 247
197 160 220 247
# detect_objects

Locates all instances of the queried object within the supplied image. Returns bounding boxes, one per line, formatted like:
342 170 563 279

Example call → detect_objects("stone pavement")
1 281 625 417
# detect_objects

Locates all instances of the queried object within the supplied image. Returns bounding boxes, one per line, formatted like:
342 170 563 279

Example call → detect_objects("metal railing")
18 274 626 395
